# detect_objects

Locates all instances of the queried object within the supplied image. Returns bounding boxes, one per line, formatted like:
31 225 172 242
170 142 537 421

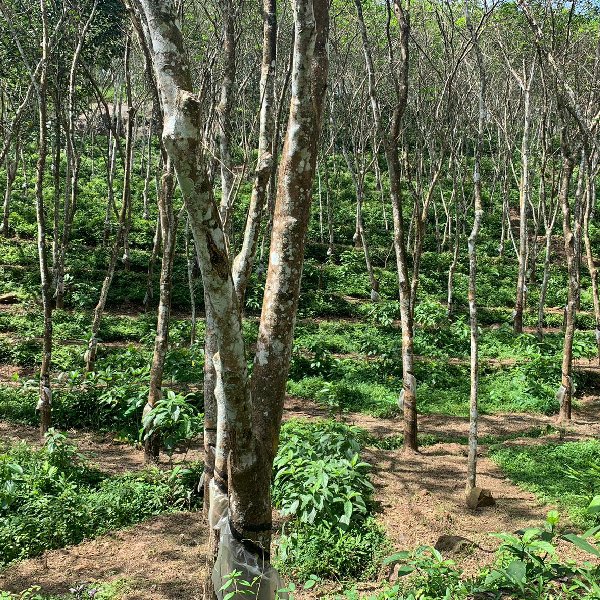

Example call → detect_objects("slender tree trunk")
86 38 135 373
582 162 600 363
1 139 18 236
558 152 576 422
342 144 379 300
447 199 460 317
514 81 532 333
36 0 52 437
466 4 486 494
217 0 236 235
354 0 416 452
185 218 198 345
142 117 154 220
231 0 276 306
144 160 176 462
144 215 161 311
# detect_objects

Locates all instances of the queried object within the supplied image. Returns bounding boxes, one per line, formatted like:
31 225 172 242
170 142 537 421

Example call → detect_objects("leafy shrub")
141 390 203 459
276 517 388 581
0 432 202 566
273 420 386 580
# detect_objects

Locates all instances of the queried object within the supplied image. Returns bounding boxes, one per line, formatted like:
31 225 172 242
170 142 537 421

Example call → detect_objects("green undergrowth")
0 580 128 600
0 430 203 568
287 357 565 418
272 419 389 580
364 424 558 451
490 440 600 528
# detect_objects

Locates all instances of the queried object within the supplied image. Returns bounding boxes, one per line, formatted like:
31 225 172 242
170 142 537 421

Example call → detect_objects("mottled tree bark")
35 0 52 437
144 161 176 463
466 10 486 492
231 0 277 306
558 151 576 422
250 0 329 528
131 2 328 597
217 0 236 234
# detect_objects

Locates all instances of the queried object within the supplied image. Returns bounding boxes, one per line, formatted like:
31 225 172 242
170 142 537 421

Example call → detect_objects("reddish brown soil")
0 513 207 600
0 395 598 598
0 421 204 475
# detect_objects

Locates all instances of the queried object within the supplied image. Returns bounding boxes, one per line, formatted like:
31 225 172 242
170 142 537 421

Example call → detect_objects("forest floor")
1 394 599 599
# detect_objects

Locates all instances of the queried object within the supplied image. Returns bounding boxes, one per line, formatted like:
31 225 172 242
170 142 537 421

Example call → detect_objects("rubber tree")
35 0 52 435
353 0 417 452
128 1 329 597
143 159 176 462
465 0 487 494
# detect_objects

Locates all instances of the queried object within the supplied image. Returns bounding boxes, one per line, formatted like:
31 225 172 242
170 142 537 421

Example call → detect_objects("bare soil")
0 395 598 598
0 513 207 600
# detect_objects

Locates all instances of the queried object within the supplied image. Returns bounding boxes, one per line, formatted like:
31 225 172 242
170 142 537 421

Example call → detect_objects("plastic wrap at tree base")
556 384 567 408
208 479 229 530
211 516 287 600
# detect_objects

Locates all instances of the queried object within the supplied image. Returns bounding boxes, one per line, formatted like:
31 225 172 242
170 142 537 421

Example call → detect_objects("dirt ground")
0 396 598 598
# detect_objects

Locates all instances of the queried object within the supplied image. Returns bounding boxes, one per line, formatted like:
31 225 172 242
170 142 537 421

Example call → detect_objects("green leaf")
505 560 527 584
588 495 600 514
382 551 411 566
562 534 600 557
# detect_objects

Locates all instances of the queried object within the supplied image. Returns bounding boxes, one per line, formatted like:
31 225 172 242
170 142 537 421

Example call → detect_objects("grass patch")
490 439 600 527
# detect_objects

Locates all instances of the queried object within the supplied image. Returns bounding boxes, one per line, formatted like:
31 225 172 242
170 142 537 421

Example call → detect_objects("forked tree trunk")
131 3 328 597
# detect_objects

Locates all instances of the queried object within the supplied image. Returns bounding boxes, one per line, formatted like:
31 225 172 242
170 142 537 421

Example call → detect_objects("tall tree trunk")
582 161 600 363
558 151 576 422
354 0 416 452
514 77 533 333
35 0 52 437
131 2 327 596
466 12 486 492
86 37 135 373
342 144 379 300
217 0 236 235
250 0 330 547
144 160 176 462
